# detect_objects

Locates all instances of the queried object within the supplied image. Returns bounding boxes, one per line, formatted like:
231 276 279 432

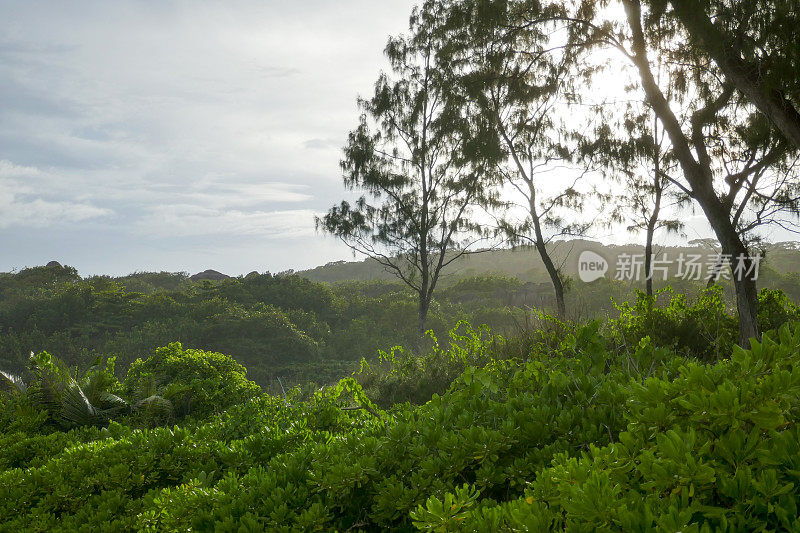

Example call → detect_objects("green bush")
758 288 800 332
4 313 800 531
126 322 644 531
612 286 738 361
123 343 260 419
432 322 800 531
356 321 503 407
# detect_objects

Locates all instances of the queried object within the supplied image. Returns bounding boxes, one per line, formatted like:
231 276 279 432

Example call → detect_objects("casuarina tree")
488 0 800 345
431 0 593 318
318 13 492 337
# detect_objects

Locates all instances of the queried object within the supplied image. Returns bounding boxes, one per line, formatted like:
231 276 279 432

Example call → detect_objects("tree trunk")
530 197 566 318
695 185 760 345
644 163 662 300
733 267 760 345
713 224 760 346
535 239 566 319
418 258 430 339
644 218 655 300
623 0 760 347
645 128 662 302
417 295 429 338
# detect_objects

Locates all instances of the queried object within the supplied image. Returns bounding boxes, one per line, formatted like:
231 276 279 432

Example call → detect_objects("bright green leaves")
4 319 800 531
123 342 261 420
411 484 481 532
638 429 716 494
460 321 800 531
612 286 739 363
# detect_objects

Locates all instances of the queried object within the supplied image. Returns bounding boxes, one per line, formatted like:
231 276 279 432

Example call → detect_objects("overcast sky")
1 1 795 277
0 1 417 276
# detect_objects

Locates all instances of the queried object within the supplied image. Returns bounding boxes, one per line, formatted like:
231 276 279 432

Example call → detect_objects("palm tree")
1 352 175 429
23 352 128 428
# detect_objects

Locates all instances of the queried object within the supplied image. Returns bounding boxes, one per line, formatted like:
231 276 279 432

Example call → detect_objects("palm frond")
60 381 101 428
0 370 27 394
29 363 65 416
94 392 130 415
135 395 175 426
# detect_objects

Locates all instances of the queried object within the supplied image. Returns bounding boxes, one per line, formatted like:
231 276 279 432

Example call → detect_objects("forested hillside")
301 241 800 286
2 255 800 392
0 262 528 388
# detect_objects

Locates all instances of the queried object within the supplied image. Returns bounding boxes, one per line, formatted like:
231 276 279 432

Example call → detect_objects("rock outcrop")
189 269 230 282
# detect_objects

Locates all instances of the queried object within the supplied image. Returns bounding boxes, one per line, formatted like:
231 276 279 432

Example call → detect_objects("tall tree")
584 49 684 300
618 0 800 344
488 0 800 344
435 0 591 318
317 23 489 337
598 110 684 299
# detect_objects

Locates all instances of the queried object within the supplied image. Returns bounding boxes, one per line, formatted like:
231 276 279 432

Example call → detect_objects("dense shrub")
612 286 738 361
125 327 637 531
3 290 800 531
356 321 503 407
422 322 800 531
613 286 800 363
122 343 261 418
758 288 800 332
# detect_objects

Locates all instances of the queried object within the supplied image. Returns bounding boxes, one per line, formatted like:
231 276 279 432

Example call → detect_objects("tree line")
319 0 800 346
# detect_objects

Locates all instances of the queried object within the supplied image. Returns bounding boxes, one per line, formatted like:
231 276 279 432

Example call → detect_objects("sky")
0 0 414 276
0 1 795 277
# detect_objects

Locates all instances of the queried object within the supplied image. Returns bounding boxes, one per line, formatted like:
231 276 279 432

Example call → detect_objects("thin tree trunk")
490 102 566 318
645 117 662 301
418 257 430 338
644 214 657 300
417 295 429 338
624 0 760 346
529 195 566 318
536 238 566 318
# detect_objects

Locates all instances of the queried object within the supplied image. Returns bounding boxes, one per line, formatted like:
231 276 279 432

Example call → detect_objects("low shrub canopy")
123 342 261 418
2 291 800 531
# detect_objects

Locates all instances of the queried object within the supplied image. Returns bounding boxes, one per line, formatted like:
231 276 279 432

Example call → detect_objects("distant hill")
299 240 800 285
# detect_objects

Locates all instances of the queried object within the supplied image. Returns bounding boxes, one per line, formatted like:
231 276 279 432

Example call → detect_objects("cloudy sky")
0 1 415 275
1 1 795 277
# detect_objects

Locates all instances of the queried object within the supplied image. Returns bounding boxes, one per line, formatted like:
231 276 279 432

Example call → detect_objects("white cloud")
0 176 112 228
303 138 341 151
0 1 415 273
138 204 318 238
186 182 312 208
0 159 41 179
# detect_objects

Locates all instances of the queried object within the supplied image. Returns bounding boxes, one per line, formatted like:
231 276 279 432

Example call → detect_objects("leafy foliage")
612 286 738 361
437 322 800 531
25 352 128 429
123 342 260 419
2 299 800 530
613 285 800 362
